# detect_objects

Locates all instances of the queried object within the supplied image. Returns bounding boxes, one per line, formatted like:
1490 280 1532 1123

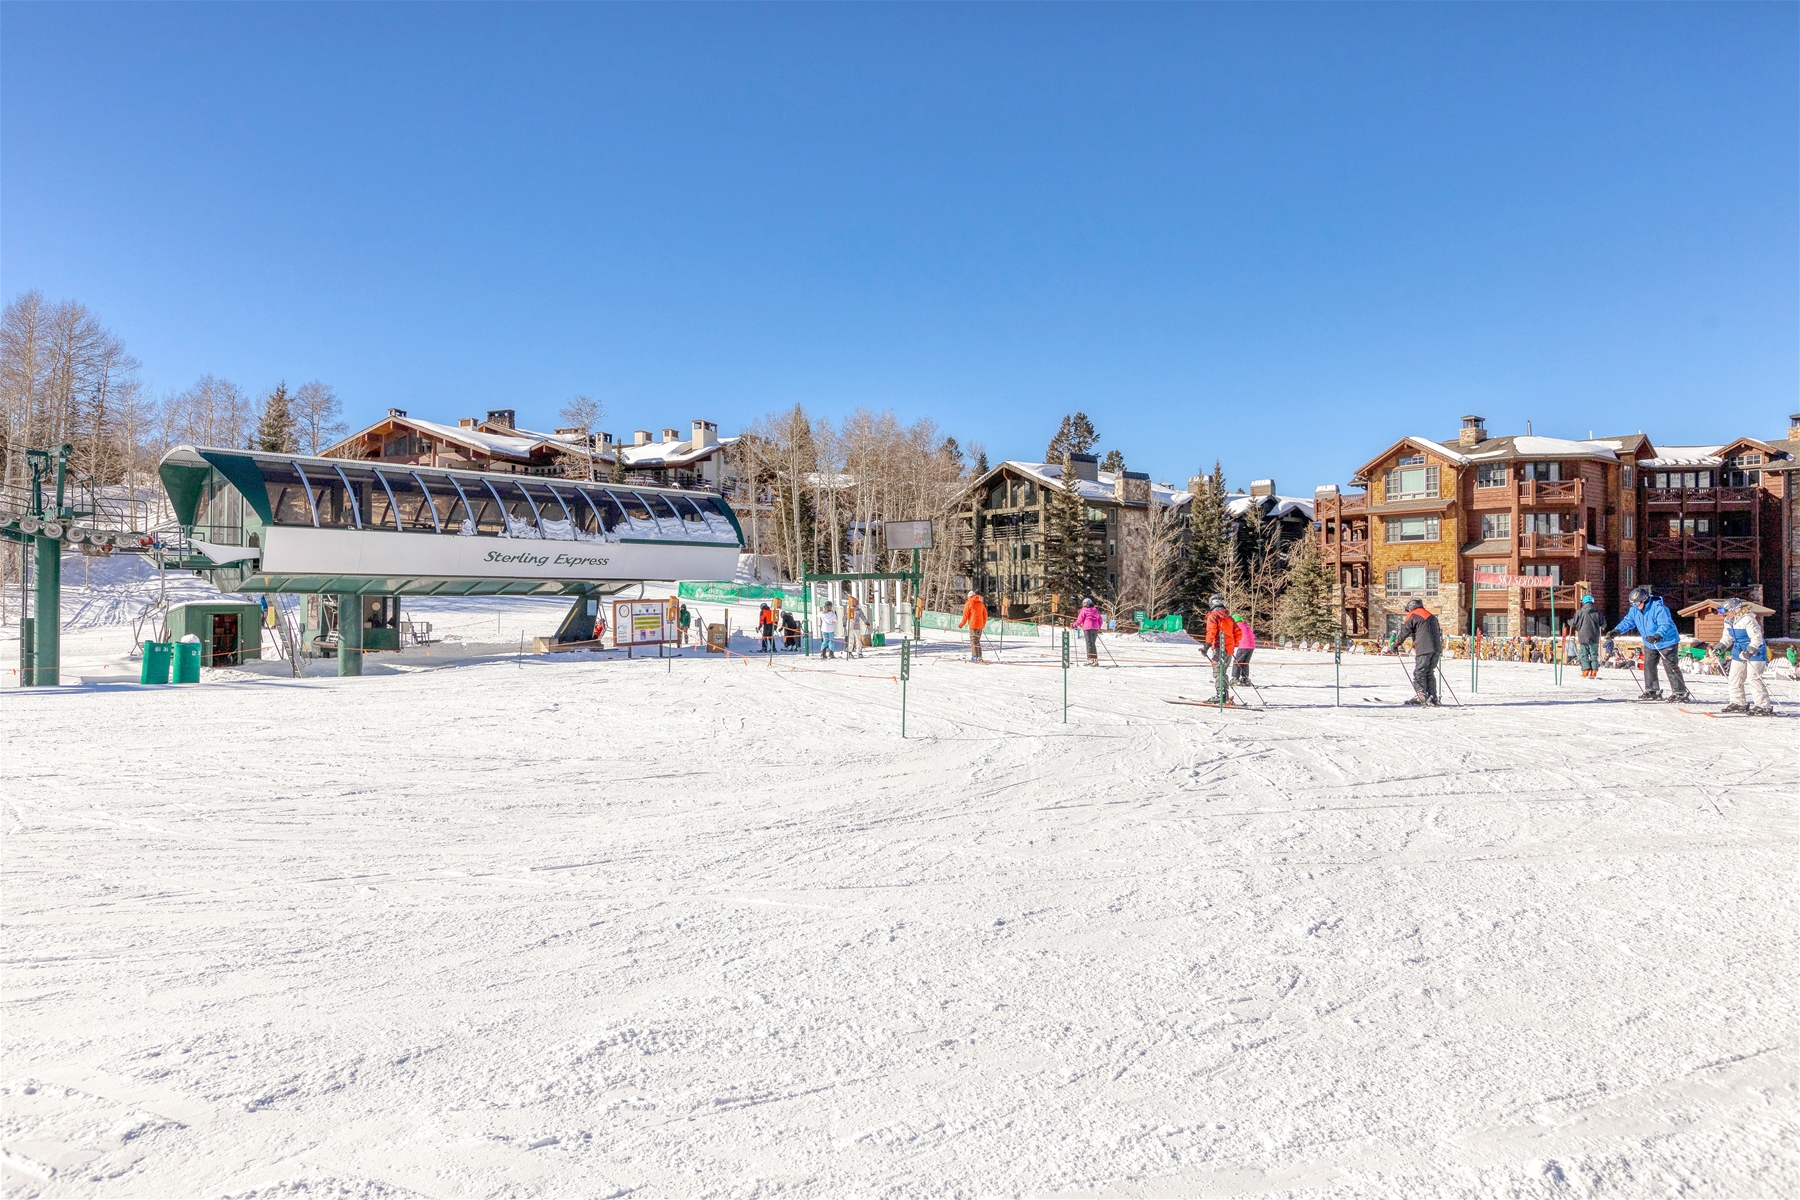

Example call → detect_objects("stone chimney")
1113 470 1151 504
691 419 718 448
1789 412 1800 440
1250 479 1275 499
662 428 681 442
1459 414 1487 446
598 432 615 447
459 417 477 429
1067 452 1100 482
1187 475 1206 497
554 426 586 438
633 430 652 446
486 409 515 429
387 408 407 419
1314 483 1339 498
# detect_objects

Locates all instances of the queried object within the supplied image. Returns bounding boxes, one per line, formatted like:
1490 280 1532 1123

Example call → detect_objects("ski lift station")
154 445 745 674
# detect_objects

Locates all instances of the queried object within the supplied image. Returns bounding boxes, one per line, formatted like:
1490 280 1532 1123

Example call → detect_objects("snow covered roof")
402 417 571 461
1459 435 1618 462
998 460 1191 508
1226 493 1315 521
1642 446 1724 468
618 434 739 468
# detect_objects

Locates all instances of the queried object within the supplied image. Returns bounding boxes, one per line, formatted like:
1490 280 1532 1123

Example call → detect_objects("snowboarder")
1231 614 1256 684
1714 598 1772 715
1569 594 1605 678
819 602 839 658
1075 597 1104 665
1202 595 1239 702
959 590 988 661
1389 598 1442 706
1612 586 1690 702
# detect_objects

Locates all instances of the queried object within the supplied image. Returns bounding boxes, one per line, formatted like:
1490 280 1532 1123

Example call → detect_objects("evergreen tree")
1038 450 1107 619
1044 412 1099 461
1274 535 1340 641
974 449 989 474
1179 462 1229 622
254 382 298 453
1099 448 1125 474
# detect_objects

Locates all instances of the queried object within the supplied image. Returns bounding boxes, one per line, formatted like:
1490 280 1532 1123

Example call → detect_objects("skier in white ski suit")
1714 598 1772 715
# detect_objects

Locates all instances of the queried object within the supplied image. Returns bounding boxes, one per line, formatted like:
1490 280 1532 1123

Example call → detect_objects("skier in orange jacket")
959 590 989 662
1201 594 1238 702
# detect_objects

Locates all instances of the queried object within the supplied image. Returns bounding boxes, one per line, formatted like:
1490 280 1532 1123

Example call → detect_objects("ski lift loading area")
149 445 745 676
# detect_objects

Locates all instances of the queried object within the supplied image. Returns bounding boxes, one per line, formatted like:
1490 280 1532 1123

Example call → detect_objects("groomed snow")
2 586 1796 1198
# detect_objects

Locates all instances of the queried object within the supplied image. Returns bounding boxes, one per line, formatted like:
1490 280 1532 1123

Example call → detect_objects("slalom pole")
1061 629 1070 722
1334 629 1342 707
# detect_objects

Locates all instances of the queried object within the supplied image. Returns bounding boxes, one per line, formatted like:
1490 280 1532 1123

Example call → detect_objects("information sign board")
613 598 677 646
883 519 934 551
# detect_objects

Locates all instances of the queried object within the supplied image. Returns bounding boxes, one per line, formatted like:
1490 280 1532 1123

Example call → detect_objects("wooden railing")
1520 479 1580 505
1518 532 1581 554
1646 535 1760 557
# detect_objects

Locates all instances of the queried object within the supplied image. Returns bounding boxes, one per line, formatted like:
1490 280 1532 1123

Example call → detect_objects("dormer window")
1385 463 1439 500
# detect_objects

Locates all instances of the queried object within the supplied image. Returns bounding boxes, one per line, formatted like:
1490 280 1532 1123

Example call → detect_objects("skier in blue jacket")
1612 586 1691 702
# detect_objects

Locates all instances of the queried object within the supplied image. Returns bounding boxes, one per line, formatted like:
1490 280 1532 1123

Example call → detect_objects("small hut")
1677 598 1774 645
167 601 265 666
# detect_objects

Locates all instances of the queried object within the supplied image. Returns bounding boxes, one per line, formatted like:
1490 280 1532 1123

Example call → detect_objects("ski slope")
2 594 1796 1197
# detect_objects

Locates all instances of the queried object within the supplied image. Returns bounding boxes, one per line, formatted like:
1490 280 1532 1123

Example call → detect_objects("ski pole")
1436 661 1462 707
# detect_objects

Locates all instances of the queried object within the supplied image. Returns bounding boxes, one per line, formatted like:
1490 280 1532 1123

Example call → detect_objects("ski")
1166 698 1261 711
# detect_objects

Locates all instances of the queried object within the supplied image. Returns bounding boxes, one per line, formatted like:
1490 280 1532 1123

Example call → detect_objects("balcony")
1518 532 1581 555
1519 479 1581 506
1646 535 1759 558
1645 486 1756 508
1521 585 1582 611
1340 586 1368 608
1652 582 1765 607
1325 539 1370 562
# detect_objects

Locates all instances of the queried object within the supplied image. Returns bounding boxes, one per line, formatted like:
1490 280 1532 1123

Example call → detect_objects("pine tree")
1100 448 1125 474
1037 450 1106 620
254 382 297 453
1045 412 1099 461
974 449 989 474
1179 461 1229 623
1274 535 1339 641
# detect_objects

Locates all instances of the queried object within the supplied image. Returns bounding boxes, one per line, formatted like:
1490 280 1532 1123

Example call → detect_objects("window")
1621 466 1633 490
1623 514 1634 540
1723 467 1761 487
260 461 317 527
1385 464 1440 500
1397 454 1425 466
1668 517 1712 537
1523 512 1572 535
1522 563 1561 584
1726 452 1763 467
1521 461 1561 482
1476 564 1509 589
1481 614 1509 637
1623 565 1634 592
1476 463 1508 489
1385 565 1439 594
1523 615 1556 637
1384 613 1406 641
1384 515 1440 542
1480 512 1511 540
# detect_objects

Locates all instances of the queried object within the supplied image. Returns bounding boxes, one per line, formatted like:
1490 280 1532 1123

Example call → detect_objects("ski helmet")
1717 597 1743 614
1581 594 1594 605
1209 594 1226 608
1082 596 1096 607
1404 598 1423 612
1628 585 1650 607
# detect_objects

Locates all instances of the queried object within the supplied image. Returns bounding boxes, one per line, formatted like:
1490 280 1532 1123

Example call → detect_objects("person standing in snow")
1231 614 1256 685
1611 586 1690 702
757 603 776 654
959 589 989 661
1388 598 1442 706
1075 597 1104 665
1714 598 1772 715
1202 594 1239 702
819 602 839 658
1568 594 1605 678
843 594 867 659
677 603 691 646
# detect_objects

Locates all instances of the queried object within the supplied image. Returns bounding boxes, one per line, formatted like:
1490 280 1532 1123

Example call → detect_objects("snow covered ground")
2 566 1797 1197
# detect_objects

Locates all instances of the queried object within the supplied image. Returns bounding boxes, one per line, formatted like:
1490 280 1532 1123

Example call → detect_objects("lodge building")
1315 415 1799 640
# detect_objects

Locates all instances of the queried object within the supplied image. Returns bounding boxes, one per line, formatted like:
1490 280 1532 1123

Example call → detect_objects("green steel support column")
31 534 59 686
337 593 363 677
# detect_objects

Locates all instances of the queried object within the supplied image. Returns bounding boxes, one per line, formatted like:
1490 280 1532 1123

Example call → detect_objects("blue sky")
4 3 1794 491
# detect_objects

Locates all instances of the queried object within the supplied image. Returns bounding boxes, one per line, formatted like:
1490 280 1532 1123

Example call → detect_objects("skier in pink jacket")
1075 596 1105 665
1231 614 1256 685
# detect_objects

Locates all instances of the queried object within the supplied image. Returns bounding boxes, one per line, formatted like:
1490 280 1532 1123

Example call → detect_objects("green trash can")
140 642 172 685
872 632 886 647
173 639 202 683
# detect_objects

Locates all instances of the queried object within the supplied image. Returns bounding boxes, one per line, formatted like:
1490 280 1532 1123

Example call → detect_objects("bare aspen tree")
292 381 347 454
555 395 605 481
1117 494 1184 625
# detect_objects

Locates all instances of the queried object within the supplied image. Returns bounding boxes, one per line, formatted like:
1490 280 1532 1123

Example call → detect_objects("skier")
780 609 801 652
757 603 776 654
1232 614 1256 685
959 589 989 661
1202 594 1239 702
1075 596 1104 665
1388 598 1442 706
1569 593 1605 678
1714 597 1772 715
1611 586 1690 702
819 602 839 659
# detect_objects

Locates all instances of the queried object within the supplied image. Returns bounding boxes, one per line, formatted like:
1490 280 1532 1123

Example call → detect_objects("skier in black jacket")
1389 598 1443 706
1568 594 1606 678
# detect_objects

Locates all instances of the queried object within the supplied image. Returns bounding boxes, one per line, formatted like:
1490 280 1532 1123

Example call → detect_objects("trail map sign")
883 520 934 551
613 598 677 646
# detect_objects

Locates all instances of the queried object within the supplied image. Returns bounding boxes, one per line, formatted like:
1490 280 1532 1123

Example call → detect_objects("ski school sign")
1474 572 1555 588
